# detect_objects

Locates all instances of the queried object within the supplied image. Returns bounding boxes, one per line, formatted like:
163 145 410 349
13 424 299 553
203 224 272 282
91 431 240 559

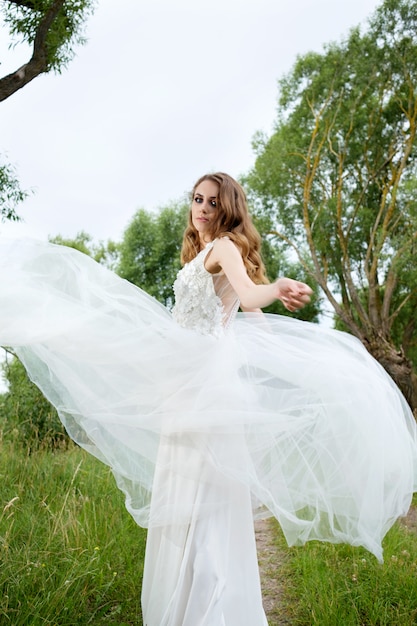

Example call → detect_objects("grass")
1 437 417 626
0 440 147 625
267 495 417 626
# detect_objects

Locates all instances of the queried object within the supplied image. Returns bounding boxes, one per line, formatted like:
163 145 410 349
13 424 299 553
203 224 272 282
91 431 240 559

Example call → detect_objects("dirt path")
256 505 417 626
255 518 292 626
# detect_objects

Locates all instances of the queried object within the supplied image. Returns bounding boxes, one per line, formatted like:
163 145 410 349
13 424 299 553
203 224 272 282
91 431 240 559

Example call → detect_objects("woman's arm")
206 238 312 312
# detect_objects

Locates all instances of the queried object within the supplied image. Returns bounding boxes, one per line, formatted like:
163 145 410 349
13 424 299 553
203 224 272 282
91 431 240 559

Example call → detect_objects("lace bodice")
172 241 240 337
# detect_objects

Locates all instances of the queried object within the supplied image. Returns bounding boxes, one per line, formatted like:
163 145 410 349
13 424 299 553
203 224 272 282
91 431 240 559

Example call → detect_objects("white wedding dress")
1 237 417 626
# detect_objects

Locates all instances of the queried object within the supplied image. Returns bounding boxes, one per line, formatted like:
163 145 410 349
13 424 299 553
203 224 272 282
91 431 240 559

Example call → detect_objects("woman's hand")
275 278 313 312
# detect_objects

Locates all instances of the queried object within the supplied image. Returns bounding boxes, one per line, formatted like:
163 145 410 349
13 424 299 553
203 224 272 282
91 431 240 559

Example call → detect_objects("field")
1 440 416 626
0 443 146 625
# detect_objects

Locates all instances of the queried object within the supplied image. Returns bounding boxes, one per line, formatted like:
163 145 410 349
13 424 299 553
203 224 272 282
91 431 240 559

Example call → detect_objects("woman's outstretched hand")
276 278 313 312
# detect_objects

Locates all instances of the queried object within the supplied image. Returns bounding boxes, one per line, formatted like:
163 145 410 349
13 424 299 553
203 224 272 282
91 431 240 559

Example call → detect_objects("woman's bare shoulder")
213 236 238 251
206 237 242 273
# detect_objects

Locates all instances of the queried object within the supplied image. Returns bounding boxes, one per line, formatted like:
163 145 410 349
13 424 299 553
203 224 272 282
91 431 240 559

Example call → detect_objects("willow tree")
247 0 417 409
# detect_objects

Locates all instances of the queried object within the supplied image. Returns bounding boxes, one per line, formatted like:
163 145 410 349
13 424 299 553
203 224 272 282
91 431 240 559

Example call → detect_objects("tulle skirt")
1 238 416 566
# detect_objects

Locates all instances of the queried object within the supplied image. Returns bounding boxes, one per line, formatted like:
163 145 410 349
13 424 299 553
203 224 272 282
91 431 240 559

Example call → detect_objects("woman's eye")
194 196 202 203
210 200 217 208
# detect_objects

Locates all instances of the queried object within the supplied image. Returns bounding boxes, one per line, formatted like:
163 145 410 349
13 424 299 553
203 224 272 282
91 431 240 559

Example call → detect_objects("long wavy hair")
180 172 268 284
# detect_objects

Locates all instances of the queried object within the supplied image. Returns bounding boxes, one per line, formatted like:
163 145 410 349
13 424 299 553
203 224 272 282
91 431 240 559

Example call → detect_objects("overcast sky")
1 0 382 243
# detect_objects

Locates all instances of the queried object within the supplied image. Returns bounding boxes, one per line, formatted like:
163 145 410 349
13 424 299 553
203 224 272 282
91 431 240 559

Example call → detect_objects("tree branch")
0 0 66 102
383 229 417 327
269 228 364 340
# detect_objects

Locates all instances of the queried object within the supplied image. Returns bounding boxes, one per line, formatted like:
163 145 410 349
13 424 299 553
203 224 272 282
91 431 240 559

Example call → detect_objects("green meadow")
0 442 146 625
1 439 416 625
267 498 417 626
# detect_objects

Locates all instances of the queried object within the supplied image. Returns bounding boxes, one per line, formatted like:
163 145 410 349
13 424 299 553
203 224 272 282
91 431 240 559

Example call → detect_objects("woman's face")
191 179 220 244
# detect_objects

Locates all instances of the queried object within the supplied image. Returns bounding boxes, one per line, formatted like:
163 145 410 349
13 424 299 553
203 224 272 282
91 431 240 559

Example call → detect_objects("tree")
0 0 96 101
246 0 417 410
253 212 322 321
1 351 70 451
0 158 28 223
50 231 120 270
0 231 115 450
118 202 189 307
0 0 96 221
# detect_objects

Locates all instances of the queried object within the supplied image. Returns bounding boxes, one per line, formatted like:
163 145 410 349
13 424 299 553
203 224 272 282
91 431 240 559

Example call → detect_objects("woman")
0 172 416 626
141 173 313 626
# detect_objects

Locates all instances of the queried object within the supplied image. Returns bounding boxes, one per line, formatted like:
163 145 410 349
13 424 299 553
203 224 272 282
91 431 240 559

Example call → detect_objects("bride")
1 172 416 625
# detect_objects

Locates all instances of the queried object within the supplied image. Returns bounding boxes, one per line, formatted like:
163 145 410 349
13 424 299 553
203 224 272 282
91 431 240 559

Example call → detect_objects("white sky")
0 0 381 243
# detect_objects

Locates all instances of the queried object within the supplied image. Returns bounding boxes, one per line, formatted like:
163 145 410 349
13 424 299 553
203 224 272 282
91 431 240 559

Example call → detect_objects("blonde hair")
181 172 268 284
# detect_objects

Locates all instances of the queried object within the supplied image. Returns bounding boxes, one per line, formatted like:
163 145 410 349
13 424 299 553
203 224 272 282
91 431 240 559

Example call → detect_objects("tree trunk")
365 335 417 416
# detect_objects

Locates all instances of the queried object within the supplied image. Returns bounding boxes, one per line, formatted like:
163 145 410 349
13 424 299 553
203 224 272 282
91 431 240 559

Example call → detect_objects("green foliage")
1 0 96 73
0 159 28 224
0 1 96 220
0 444 146 625
1 354 69 452
118 202 188 307
50 231 120 270
0 233 119 452
246 0 417 395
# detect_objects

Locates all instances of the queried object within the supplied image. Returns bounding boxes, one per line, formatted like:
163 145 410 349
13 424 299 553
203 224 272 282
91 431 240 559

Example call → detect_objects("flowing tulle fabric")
1 237 417 574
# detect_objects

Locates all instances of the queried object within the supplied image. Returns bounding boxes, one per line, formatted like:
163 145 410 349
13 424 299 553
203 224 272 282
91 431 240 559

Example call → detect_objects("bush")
0 354 70 452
